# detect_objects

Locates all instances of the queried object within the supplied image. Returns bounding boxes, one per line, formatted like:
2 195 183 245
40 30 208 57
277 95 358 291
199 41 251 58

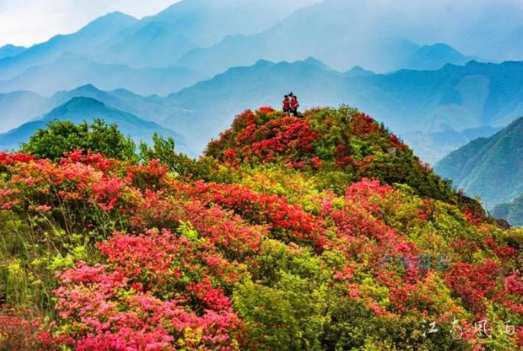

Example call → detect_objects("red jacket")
283 98 291 109
290 98 299 109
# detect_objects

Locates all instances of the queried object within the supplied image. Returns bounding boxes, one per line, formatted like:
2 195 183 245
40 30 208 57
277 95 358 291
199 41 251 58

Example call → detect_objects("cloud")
0 0 181 47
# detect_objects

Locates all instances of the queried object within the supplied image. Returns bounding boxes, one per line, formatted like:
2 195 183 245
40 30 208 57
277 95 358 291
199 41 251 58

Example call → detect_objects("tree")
22 119 136 161
139 133 220 180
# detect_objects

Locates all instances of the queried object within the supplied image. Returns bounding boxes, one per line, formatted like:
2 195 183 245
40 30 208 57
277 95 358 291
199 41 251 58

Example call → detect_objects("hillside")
435 116 523 208
1 106 522 350
0 96 190 154
493 194 523 227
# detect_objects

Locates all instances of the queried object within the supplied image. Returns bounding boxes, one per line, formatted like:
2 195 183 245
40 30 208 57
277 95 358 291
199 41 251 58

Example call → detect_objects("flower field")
1 106 522 350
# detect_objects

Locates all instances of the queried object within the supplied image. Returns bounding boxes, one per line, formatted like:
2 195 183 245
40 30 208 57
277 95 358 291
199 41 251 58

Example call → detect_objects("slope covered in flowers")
0 106 522 350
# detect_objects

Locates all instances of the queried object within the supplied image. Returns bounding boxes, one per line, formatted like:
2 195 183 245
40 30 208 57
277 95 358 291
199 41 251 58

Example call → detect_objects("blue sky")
0 0 181 47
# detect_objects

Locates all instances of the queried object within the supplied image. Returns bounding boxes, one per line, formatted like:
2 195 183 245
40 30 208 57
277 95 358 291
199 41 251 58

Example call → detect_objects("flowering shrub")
54 247 242 350
1 106 522 350
0 311 59 351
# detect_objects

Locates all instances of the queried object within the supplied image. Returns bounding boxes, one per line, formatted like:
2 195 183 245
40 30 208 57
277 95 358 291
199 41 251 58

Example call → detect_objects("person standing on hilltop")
290 94 300 116
282 95 291 115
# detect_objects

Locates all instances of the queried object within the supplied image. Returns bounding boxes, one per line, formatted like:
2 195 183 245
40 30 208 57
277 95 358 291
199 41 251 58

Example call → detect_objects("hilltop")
0 106 521 350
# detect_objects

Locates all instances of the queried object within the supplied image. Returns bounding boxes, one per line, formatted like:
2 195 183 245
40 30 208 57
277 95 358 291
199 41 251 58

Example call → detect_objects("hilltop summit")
0 105 522 350
207 106 456 201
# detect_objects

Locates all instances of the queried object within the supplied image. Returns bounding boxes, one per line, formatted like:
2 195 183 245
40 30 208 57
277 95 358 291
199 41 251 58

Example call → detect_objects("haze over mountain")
2 0 523 163
98 0 320 68
161 59 523 158
3 59 523 163
435 117 523 209
0 45 27 60
0 0 319 79
177 0 522 74
493 193 523 227
0 12 138 80
0 91 50 134
0 56 207 96
0 97 190 155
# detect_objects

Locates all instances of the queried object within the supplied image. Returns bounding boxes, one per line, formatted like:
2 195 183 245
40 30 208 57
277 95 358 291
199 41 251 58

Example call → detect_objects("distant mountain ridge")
2 0 520 94
0 12 138 80
175 0 497 75
435 116 523 208
2 59 523 161
0 0 319 80
0 45 27 60
0 56 207 96
492 194 523 227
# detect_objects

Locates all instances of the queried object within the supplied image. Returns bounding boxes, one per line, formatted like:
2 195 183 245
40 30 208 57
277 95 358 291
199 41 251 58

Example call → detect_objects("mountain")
1 0 522 92
0 56 207 96
99 22 198 68
0 84 184 135
0 0 319 80
133 0 320 46
0 91 50 134
176 0 523 76
435 116 523 208
405 43 469 70
176 0 510 75
0 97 190 154
0 12 138 80
403 126 503 165
493 194 523 227
96 0 319 69
0 45 26 60
177 26 471 77
162 59 523 157
3 59 523 161
3 106 521 350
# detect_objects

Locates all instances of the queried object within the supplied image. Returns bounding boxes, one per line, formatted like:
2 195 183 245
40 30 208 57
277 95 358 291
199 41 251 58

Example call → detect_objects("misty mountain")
130 0 320 47
176 0 513 75
0 97 190 155
0 45 26 60
178 28 471 77
0 56 207 96
0 84 183 135
179 0 523 74
0 91 51 134
96 0 319 68
99 22 198 67
435 117 523 208
0 12 138 80
405 44 469 71
162 59 523 157
0 0 319 81
3 59 523 162
492 193 523 227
